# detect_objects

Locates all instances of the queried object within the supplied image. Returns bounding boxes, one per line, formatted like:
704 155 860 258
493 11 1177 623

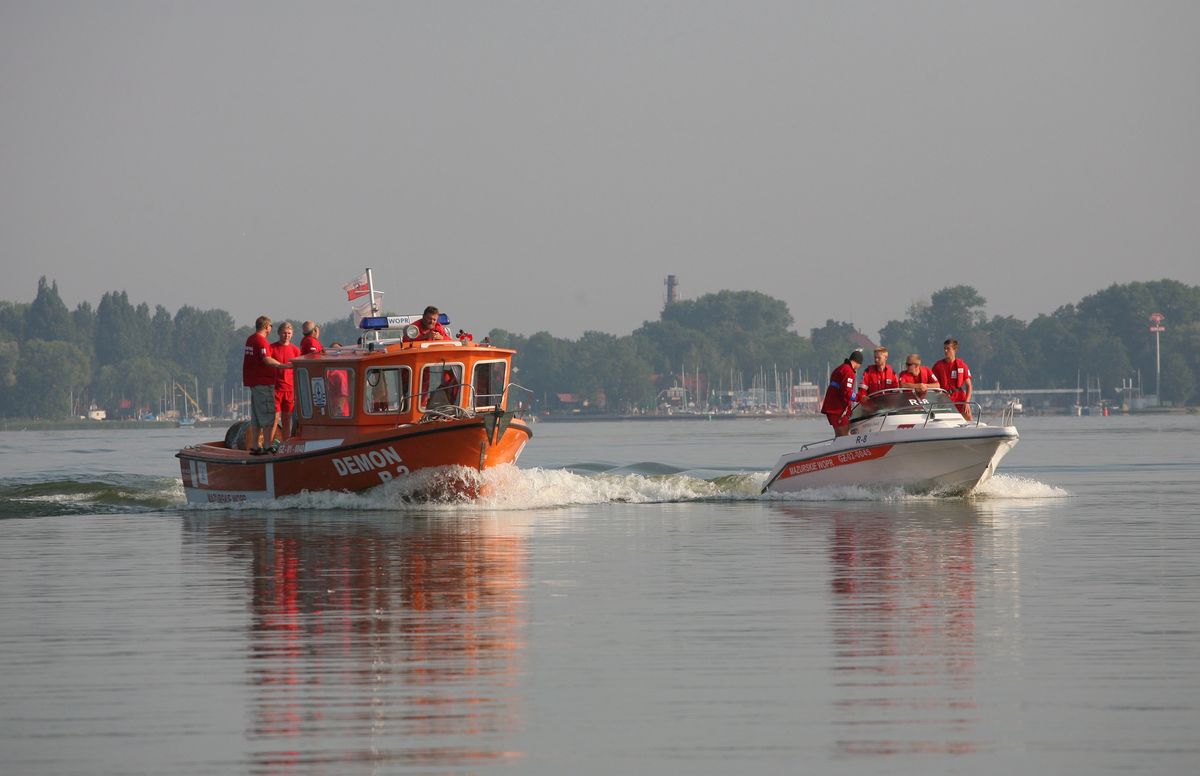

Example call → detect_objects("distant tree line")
0 277 1196 420
491 281 1199 412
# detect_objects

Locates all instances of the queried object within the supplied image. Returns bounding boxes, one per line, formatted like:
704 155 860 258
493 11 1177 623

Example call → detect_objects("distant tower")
665 275 679 306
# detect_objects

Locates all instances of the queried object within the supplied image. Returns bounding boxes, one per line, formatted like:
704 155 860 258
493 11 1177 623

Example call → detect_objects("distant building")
849 331 877 352
791 382 820 414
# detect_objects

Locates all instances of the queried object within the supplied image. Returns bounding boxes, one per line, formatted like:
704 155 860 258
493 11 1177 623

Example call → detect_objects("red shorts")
275 386 295 414
824 411 848 430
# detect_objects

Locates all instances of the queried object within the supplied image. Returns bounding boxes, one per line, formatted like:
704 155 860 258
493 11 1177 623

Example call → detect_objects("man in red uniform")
404 306 451 342
243 316 293 454
898 353 940 397
300 320 323 356
931 338 973 420
821 350 862 437
857 346 898 401
270 321 302 442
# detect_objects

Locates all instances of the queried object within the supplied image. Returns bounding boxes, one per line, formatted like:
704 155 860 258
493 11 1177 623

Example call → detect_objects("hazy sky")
3 1 1198 339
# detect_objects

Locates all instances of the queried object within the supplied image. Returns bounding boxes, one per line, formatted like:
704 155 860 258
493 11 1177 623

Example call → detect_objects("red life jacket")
859 364 897 398
821 361 858 418
932 358 970 397
900 365 937 387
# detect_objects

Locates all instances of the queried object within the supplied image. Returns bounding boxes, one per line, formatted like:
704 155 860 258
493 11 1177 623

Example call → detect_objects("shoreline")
3 406 1193 432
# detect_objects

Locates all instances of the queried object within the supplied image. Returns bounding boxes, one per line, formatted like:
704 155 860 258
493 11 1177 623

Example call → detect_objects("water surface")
1 416 1197 774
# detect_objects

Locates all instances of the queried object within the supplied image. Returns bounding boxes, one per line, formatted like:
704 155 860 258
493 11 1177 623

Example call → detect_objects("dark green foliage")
25 278 72 342
13 339 91 418
1 277 1198 419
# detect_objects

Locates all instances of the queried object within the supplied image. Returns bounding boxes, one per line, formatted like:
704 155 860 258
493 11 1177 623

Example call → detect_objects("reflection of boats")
761 388 1018 495
176 316 533 504
787 505 985 756
182 512 528 770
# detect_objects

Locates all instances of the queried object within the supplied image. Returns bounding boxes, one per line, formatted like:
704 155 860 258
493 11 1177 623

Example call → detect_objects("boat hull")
762 426 1018 495
177 417 531 504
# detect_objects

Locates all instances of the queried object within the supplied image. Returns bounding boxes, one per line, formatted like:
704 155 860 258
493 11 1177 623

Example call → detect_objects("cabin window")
296 368 312 418
419 363 463 410
472 361 507 409
325 367 354 419
365 367 411 414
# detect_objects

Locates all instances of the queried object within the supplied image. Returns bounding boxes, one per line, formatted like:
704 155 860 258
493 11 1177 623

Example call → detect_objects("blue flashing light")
359 316 389 330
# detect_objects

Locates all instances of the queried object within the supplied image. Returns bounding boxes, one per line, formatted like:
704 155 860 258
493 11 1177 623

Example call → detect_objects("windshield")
849 388 958 422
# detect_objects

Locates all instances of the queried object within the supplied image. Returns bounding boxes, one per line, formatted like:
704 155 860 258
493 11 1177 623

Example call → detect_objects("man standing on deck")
857 346 898 401
300 321 323 355
270 322 302 443
932 338 973 420
243 316 292 455
821 350 862 437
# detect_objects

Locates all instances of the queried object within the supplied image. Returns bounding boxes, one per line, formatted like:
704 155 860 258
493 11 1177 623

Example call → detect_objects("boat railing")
798 437 838 453
409 381 537 422
844 389 987 435
459 382 535 413
505 383 535 414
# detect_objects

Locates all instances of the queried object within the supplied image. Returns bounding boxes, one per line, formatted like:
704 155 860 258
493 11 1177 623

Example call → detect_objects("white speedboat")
761 389 1018 495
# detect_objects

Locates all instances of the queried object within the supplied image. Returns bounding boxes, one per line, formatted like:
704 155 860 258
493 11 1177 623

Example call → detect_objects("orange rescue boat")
177 316 533 504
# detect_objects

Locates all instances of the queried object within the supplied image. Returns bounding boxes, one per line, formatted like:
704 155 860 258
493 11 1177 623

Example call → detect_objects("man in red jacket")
931 338 973 420
405 306 451 342
821 350 862 437
857 346 898 401
898 354 940 398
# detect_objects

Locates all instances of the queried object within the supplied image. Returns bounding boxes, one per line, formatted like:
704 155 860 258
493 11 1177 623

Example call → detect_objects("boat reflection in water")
780 503 997 758
183 512 529 773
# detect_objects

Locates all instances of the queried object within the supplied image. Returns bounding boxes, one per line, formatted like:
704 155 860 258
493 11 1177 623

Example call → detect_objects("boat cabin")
291 316 520 439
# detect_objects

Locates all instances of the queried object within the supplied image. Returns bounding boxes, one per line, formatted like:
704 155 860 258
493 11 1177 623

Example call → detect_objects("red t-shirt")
820 361 859 419
857 364 898 400
270 341 301 389
300 335 323 356
243 332 275 387
931 358 970 399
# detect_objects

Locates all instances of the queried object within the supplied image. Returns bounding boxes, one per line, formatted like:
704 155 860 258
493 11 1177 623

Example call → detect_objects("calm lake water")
1 415 1198 774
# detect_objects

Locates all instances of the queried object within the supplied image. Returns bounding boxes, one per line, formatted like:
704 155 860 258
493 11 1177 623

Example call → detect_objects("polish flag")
351 293 383 326
343 273 370 301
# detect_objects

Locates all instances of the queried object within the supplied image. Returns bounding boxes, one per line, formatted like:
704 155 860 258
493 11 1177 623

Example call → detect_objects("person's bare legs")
245 423 264 451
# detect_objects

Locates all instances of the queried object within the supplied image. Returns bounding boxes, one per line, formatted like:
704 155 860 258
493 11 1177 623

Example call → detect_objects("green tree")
877 318 918 364
0 335 18 415
661 290 794 337
150 305 175 360
95 291 151 366
13 339 91 418
72 302 96 361
24 277 72 342
93 356 181 416
908 286 987 358
0 301 27 340
514 331 573 408
172 306 236 393
1161 353 1196 405
810 320 860 371
975 316 1031 389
